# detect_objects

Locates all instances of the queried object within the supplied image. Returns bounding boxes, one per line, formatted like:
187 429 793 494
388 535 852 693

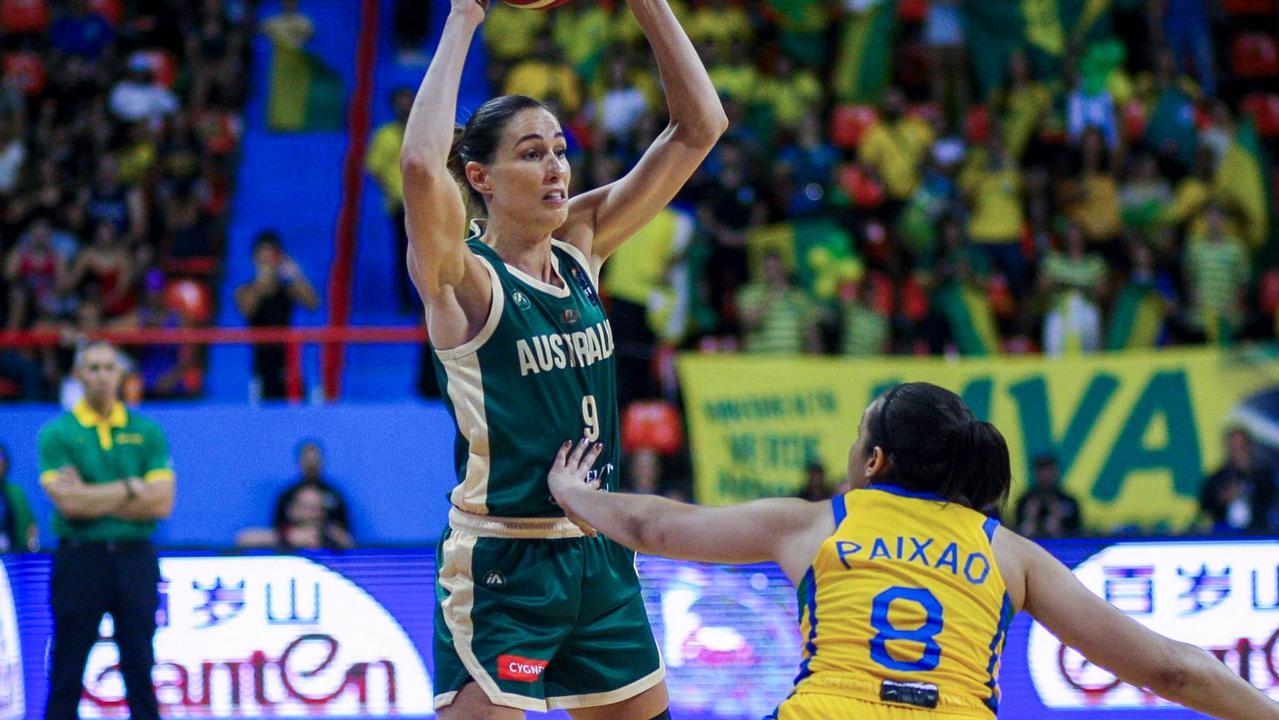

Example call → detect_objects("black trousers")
46 541 160 720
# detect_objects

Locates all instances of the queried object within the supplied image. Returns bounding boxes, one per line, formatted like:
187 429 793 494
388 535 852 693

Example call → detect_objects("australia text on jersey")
516 320 616 377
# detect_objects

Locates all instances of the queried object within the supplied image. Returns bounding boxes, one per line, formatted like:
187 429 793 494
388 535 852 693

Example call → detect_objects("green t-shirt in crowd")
38 401 173 542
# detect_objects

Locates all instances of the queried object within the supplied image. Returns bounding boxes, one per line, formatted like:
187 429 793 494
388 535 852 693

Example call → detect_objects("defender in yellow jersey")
549 383 1279 720
788 485 1012 717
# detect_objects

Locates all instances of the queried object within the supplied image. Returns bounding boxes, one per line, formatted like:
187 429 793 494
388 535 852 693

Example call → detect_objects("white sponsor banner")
77 557 432 717
1028 541 1279 707
0 563 23 720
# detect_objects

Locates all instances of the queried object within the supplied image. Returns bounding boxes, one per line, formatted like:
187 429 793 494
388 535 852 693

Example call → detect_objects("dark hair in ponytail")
447 95 550 224
865 382 1011 512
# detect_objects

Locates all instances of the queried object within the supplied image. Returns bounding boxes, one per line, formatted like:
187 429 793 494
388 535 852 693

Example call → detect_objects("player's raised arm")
561 0 727 266
1007 531 1279 720
548 440 829 583
399 0 489 303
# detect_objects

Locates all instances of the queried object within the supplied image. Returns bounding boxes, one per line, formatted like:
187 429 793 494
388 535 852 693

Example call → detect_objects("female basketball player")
401 0 725 716
549 383 1279 720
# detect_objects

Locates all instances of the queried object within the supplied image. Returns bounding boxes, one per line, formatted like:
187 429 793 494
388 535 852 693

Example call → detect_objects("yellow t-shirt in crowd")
1069 173 1123 242
366 120 404 211
756 70 824 128
503 60 584 114
858 118 935 201
686 5 754 51
483 3 547 60
966 168 1024 244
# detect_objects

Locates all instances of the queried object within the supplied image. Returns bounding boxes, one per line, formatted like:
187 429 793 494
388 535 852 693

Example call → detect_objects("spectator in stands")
1014 454 1083 538
237 484 354 550
838 279 890 357
5 217 67 331
234 231 319 400
260 0 314 50
61 222 138 324
365 88 415 314
83 155 146 247
186 8 245 110
1065 58 1119 151
922 0 968 128
503 35 583 115
776 113 838 205
595 55 650 148
0 442 38 552
1040 223 1106 356
49 0 114 60
238 440 353 550
132 270 198 398
1184 206 1249 345
736 251 820 355
1105 241 1171 350
1153 0 1215 97
795 460 832 502
755 52 823 131
962 139 1027 298
1063 129 1122 262
1200 427 1276 534
921 216 1000 356
0 117 26 197
392 0 431 65
857 89 935 221
625 447 663 495
108 55 178 126
697 143 763 327
604 206 696 404
271 439 351 535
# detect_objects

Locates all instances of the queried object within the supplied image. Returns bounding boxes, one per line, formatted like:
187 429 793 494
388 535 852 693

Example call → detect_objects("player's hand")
549 438 604 537
450 0 487 23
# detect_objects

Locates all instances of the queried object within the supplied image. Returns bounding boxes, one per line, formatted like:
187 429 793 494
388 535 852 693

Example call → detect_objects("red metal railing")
0 326 427 402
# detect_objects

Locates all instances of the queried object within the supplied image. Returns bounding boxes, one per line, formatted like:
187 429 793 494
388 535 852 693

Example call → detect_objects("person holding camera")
234 230 319 400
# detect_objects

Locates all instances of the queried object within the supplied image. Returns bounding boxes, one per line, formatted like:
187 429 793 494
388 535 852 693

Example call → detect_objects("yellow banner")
677 348 1279 532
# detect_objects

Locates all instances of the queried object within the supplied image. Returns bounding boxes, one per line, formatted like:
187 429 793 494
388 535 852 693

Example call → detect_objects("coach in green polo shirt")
38 341 175 720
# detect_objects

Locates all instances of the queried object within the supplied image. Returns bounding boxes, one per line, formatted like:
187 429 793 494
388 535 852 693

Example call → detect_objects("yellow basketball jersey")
788 485 1013 718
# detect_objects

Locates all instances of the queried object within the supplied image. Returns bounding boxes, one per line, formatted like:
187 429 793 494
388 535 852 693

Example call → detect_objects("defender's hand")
549 438 605 537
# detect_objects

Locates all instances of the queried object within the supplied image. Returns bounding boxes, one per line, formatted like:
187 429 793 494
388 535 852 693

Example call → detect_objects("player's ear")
465 161 491 195
865 447 891 478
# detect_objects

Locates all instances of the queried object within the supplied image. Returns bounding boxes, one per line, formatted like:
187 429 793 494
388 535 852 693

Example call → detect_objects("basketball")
501 0 573 9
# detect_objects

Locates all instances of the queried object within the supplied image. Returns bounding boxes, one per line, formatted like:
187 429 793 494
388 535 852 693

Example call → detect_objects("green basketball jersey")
432 239 621 518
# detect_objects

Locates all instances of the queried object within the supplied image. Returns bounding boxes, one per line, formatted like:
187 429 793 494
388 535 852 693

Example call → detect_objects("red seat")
1243 93 1279 138
964 105 992 145
0 0 47 32
901 274 930 322
1121 99 1147 141
86 0 121 25
1223 0 1275 14
868 271 895 316
898 0 927 23
621 400 683 455
1230 32 1279 78
831 104 878 149
164 278 212 324
2 51 45 95
838 164 884 208
1260 269 1279 315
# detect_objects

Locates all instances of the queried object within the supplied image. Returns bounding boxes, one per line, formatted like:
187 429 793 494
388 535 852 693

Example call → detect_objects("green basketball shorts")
433 510 665 712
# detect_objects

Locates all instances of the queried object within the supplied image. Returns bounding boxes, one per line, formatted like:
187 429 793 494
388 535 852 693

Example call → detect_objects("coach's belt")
448 508 586 539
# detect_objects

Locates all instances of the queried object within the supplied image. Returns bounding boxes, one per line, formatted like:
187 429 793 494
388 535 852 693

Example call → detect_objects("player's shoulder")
39 411 77 438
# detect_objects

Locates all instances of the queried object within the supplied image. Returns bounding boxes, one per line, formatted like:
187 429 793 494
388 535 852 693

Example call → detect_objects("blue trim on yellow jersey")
832 494 848 526
982 593 1016 714
866 483 946 502
793 568 819 685
982 516 999 542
